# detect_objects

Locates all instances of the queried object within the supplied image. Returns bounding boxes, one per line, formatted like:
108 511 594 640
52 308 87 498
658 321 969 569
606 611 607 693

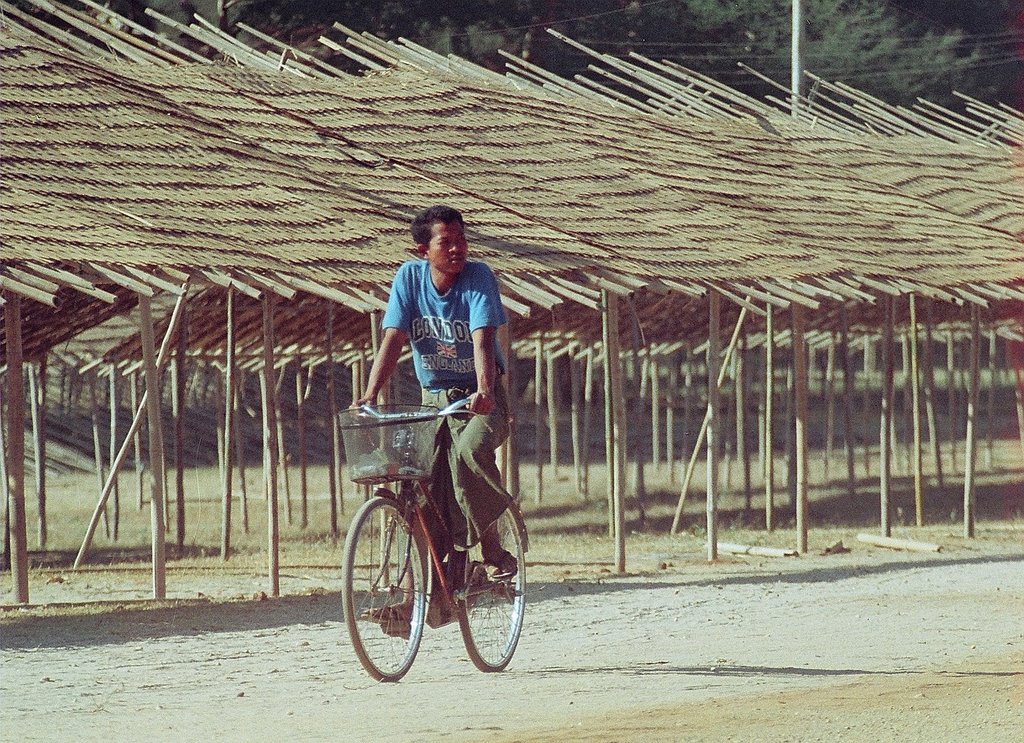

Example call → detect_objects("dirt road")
3 549 1023 742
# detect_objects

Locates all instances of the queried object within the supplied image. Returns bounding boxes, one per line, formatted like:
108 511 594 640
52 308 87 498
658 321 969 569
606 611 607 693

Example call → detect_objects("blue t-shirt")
382 260 508 391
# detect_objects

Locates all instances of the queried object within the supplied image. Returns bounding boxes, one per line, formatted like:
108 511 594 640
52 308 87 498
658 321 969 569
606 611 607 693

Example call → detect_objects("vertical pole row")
909 294 924 526
878 296 895 537
221 287 235 559
764 306 775 531
793 305 809 554
706 290 721 560
138 294 167 599
261 297 280 596
963 306 980 539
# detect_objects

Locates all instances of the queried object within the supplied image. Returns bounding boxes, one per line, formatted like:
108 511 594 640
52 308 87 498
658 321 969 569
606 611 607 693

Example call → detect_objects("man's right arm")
354 327 408 407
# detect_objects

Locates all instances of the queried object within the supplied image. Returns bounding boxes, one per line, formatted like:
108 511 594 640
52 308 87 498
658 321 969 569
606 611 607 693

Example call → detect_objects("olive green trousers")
420 383 512 550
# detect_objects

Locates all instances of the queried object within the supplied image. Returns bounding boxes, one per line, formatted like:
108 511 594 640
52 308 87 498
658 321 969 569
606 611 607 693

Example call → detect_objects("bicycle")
338 399 527 682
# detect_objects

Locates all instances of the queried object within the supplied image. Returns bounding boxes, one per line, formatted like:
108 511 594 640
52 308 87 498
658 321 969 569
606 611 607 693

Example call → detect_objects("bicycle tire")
456 509 526 672
342 494 427 682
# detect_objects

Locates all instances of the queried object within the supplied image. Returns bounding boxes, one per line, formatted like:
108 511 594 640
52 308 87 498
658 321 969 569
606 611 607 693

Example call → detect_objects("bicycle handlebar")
357 395 473 422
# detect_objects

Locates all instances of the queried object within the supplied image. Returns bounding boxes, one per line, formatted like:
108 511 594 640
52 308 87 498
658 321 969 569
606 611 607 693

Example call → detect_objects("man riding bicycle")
355 204 519 584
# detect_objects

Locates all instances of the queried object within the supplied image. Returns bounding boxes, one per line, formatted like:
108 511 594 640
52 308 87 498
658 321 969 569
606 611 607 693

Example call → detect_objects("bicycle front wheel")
342 495 427 682
457 509 526 672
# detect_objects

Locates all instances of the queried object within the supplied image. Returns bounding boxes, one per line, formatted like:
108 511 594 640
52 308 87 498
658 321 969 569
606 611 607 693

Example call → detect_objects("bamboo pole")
221 286 235 559
681 347 694 479
793 306 809 554
235 373 250 533
130 371 144 511
499 323 520 501
822 338 836 485
1014 367 1024 468
900 333 913 475
275 367 291 526
985 330 996 469
28 360 47 549
261 297 280 596
581 345 594 499
88 370 109 539
737 336 751 512
651 356 661 469
946 331 959 471
839 306 856 501
963 306 980 538
628 318 646 511
138 294 167 599
0 371 10 573
547 352 558 476
570 351 583 496
922 299 943 488
666 353 678 484
107 364 119 541
879 296 895 537
296 360 310 529
706 290 721 561
173 303 187 553
862 337 873 476
909 294 924 526
4 293 30 602
764 306 775 531
602 291 627 573
534 334 544 505
325 302 340 532
670 305 748 534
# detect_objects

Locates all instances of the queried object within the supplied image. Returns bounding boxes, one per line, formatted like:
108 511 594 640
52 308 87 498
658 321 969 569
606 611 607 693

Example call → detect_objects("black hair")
411 205 464 245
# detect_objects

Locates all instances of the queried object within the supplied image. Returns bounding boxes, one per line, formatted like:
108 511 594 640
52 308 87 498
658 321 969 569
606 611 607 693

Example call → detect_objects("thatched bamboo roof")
2 6 1022 369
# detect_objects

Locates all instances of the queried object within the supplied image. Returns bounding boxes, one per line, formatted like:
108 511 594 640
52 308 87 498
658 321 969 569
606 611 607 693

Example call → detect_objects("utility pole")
791 0 806 114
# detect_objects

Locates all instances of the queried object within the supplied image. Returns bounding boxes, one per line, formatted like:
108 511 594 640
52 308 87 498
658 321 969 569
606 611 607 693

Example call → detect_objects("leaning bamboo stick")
670 305 749 534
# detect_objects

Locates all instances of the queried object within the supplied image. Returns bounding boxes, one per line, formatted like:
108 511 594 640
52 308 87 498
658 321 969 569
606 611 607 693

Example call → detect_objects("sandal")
482 548 518 581
361 604 412 639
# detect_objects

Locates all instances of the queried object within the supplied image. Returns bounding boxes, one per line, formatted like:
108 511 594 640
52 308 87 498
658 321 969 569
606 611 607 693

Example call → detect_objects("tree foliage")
157 0 1020 107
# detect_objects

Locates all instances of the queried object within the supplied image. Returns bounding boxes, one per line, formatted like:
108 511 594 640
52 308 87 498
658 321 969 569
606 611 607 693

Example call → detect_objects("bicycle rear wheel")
457 509 526 672
342 494 427 682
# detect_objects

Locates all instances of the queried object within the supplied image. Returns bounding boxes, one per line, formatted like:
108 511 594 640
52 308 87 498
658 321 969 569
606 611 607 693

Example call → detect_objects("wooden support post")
139 294 167 599
173 303 187 553
601 291 627 573
221 286 235 559
1014 367 1024 469
651 356 661 470
681 348 694 479
581 345 594 499
785 360 796 509
0 371 10 573
88 370 109 539
628 317 646 511
839 306 856 501
130 371 144 511
4 293 30 603
909 295 924 526
900 333 913 476
963 306 980 538
296 360 309 530
570 351 583 497
533 335 544 505
325 303 340 532
922 299 943 488
28 360 47 549
706 290 721 561
764 306 775 531
862 337 874 476
235 373 250 533
793 306 809 554
946 331 959 471
107 364 119 541
275 367 291 526
666 353 678 484
879 297 895 538
985 329 996 470
546 352 558 476
261 297 280 596
737 335 751 512
823 339 836 485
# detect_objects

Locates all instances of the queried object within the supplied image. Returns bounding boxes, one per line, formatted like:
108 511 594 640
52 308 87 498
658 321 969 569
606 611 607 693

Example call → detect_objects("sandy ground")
3 539 1023 742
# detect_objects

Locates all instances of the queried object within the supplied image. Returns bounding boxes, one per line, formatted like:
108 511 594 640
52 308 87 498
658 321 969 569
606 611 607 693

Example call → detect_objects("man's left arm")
469 326 498 415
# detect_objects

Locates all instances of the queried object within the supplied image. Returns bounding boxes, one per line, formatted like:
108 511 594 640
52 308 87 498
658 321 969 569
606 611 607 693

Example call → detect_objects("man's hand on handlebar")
468 390 495 415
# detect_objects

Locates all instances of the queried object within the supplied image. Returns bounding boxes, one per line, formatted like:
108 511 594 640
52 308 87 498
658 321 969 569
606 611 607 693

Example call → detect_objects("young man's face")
417 220 468 279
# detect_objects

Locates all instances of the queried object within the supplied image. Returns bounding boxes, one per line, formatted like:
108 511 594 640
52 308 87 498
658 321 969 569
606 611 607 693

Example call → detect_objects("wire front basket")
337 405 440 485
